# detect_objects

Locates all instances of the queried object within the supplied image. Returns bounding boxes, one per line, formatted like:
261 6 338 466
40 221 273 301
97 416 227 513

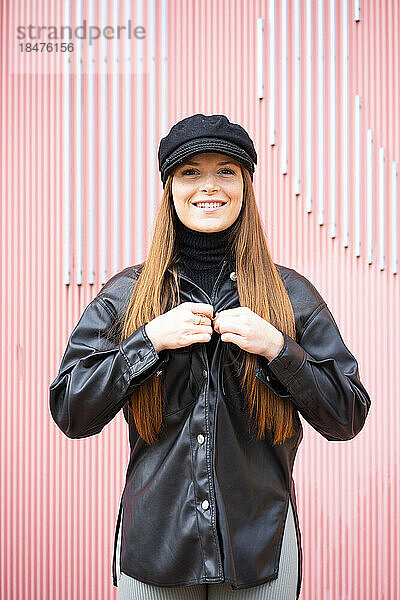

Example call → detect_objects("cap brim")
161 137 255 182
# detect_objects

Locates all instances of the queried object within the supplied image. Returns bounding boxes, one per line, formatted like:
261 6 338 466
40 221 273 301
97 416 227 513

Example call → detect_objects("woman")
49 113 371 600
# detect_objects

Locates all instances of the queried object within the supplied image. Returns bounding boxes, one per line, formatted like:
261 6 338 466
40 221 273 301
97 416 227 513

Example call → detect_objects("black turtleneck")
175 218 236 297
174 217 237 365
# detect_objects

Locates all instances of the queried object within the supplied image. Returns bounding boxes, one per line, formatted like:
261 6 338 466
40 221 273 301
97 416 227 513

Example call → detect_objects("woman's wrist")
144 321 164 354
261 330 284 362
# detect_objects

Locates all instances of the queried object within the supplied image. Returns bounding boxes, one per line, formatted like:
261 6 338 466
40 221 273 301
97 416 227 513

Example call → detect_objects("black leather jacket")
49 259 371 598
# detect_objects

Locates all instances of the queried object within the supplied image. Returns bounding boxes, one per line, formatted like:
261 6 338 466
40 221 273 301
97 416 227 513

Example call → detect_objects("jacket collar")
166 258 234 306
133 258 236 306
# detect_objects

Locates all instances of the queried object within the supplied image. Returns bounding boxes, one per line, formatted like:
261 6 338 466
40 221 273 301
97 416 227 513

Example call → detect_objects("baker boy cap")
158 113 257 188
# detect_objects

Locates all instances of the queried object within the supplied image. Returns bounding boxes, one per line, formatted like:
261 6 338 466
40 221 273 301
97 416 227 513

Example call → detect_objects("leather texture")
49 260 371 598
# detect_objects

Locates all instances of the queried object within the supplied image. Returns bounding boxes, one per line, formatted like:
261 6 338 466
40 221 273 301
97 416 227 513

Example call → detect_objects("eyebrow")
180 160 238 167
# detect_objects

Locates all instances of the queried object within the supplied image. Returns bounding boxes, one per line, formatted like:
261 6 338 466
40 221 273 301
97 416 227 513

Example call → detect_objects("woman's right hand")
144 302 214 353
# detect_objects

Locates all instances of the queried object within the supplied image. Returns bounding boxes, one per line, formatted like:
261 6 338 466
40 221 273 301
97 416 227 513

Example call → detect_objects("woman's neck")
175 219 236 271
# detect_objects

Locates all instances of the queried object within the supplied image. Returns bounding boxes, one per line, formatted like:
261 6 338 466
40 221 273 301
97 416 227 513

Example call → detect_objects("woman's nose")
200 176 219 192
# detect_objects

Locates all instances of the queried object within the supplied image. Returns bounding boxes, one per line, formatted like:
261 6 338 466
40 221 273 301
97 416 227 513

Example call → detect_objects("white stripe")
281 0 287 174
112 0 120 274
391 162 398 274
354 95 361 257
366 129 373 264
123 0 133 267
136 0 144 261
63 0 71 285
100 0 108 283
148 0 157 224
318 0 324 225
305 0 312 213
75 0 83 285
269 0 276 146
257 18 264 99
160 0 169 138
378 147 385 271
294 0 300 194
341 0 349 246
329 0 337 239
88 0 95 283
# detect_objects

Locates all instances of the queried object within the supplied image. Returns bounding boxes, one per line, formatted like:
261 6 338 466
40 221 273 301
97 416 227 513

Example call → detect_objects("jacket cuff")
255 352 291 397
255 331 306 394
266 332 307 386
118 323 170 386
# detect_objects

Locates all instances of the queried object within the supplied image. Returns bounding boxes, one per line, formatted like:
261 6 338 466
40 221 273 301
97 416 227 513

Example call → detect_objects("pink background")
1 1 398 598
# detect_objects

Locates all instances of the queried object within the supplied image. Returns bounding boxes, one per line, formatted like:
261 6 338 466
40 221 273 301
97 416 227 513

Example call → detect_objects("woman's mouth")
192 201 227 212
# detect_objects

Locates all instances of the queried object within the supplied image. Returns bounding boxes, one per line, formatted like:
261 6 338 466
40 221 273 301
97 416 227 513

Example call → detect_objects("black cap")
158 113 257 187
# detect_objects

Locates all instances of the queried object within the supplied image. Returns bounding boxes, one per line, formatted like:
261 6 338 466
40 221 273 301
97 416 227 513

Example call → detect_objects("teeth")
195 202 224 208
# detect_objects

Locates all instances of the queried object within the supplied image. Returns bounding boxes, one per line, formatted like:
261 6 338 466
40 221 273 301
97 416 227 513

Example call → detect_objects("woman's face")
171 152 244 232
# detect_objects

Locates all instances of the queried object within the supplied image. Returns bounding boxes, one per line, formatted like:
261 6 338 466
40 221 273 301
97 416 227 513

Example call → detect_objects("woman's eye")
181 168 235 176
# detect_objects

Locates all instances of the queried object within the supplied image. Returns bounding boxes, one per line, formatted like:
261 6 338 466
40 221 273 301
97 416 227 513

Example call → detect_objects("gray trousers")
117 500 298 600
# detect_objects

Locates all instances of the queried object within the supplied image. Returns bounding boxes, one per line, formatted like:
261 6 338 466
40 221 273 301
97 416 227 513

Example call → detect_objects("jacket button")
201 500 209 510
197 434 205 444
266 374 270 381
229 271 237 281
203 369 208 378
156 369 163 377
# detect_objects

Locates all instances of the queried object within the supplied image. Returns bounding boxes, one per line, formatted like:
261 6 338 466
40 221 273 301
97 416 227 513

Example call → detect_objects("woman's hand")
145 302 214 353
213 307 284 362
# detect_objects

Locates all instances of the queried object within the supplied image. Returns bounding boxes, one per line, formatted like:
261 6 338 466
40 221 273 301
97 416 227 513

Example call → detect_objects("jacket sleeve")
255 302 371 441
49 296 170 439
255 356 291 398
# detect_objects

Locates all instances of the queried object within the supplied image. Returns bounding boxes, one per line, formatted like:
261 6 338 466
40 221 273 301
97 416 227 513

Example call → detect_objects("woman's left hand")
212 307 284 362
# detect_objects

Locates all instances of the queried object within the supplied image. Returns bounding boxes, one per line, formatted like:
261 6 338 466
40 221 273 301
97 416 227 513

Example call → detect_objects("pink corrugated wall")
1 1 398 598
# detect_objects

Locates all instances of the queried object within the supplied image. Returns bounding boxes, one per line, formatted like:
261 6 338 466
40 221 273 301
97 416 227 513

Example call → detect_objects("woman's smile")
191 199 228 212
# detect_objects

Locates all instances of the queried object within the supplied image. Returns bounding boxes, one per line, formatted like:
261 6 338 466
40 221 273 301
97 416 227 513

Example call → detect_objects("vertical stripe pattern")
0 1 398 599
